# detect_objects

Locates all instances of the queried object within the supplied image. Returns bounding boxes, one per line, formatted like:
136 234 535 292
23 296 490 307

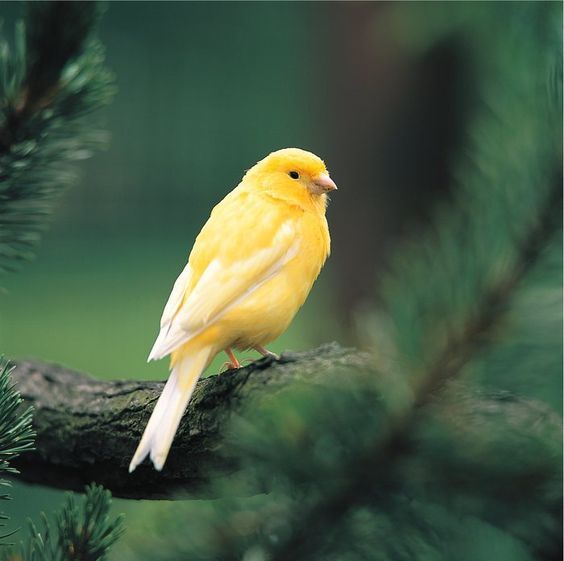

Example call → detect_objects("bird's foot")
254 345 280 360
221 361 239 372
221 348 241 372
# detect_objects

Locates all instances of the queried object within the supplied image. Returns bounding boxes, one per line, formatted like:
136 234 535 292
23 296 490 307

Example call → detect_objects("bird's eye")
288 170 300 180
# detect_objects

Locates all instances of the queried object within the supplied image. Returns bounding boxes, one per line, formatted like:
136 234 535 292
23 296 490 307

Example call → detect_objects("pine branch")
0 1 115 274
3 484 124 561
0 359 35 543
9 344 369 499
20 2 102 117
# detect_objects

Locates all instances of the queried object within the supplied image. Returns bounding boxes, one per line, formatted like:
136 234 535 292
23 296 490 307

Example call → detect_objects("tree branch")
10 343 370 500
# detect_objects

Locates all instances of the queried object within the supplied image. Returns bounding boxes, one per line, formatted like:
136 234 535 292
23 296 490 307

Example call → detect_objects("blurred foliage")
470 233 562 412
0 1 114 274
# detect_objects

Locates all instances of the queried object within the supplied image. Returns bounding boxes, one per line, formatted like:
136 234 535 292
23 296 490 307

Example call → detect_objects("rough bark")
10 343 372 500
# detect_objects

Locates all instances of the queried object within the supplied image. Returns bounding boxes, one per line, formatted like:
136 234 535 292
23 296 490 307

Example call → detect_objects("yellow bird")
129 147 337 472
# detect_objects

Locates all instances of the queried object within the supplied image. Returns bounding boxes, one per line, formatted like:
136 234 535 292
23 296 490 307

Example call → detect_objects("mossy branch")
10 344 370 500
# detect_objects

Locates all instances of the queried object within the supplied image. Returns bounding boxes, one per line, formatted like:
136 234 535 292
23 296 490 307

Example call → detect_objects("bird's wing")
158 262 193 329
148 195 298 361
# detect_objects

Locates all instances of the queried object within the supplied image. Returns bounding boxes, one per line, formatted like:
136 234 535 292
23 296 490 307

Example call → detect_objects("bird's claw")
220 361 240 373
254 345 279 360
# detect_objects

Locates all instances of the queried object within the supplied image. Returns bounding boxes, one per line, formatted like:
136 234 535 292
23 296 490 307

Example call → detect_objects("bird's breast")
215 211 330 349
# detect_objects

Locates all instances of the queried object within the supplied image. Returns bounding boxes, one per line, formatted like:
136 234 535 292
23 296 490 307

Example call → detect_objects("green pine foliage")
0 1 115 274
0 360 34 543
118 4 562 561
4 484 123 561
0 3 122 560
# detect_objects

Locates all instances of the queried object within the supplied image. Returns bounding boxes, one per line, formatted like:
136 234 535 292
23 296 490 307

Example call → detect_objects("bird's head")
245 148 337 210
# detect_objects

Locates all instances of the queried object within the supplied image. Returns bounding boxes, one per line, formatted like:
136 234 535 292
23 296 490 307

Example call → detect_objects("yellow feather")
132 147 335 471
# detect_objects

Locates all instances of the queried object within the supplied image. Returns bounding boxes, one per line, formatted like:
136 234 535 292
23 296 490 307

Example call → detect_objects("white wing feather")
148 221 298 361
160 262 192 328
147 263 192 361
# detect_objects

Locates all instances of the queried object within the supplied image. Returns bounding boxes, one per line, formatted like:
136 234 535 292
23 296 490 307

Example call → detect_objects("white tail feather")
129 346 212 472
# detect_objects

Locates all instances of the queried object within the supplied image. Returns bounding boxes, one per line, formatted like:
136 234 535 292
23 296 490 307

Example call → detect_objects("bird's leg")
222 348 241 370
254 345 280 360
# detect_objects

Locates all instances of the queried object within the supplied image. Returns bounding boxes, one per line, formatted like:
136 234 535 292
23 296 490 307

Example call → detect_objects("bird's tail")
129 344 212 472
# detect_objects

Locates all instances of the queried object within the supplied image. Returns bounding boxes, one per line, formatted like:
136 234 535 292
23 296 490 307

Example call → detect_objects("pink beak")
313 173 338 193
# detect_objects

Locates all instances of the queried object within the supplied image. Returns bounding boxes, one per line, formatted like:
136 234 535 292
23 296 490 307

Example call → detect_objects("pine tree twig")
21 2 101 115
0 1 103 151
0 359 35 544
9 344 370 500
0 1 115 274
4 484 124 561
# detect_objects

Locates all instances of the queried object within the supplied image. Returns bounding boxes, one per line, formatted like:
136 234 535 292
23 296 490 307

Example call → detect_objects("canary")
129 148 337 472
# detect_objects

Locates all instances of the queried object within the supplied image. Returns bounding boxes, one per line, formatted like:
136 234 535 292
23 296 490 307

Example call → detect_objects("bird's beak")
311 173 338 195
